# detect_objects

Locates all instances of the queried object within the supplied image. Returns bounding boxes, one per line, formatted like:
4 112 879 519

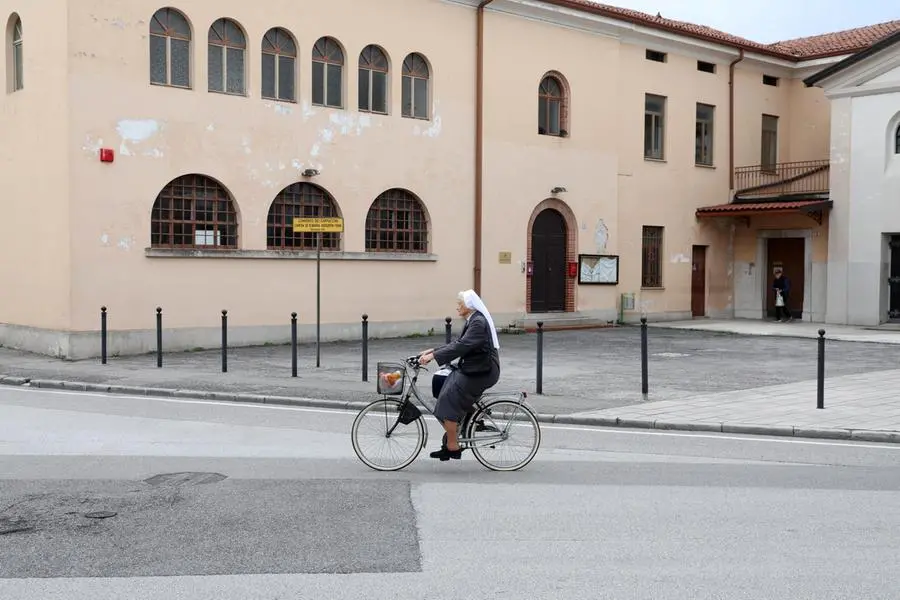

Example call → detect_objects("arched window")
208 18 245 95
261 27 296 102
358 45 388 114
267 183 341 250
312 37 343 108
401 53 429 119
365 189 428 253
149 8 191 88
538 74 568 136
9 15 22 91
151 175 238 248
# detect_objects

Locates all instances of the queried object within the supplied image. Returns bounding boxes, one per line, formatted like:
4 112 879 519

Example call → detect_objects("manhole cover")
143 472 228 487
0 517 33 535
84 511 117 519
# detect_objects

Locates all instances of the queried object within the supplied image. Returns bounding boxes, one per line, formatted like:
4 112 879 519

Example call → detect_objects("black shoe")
429 447 462 461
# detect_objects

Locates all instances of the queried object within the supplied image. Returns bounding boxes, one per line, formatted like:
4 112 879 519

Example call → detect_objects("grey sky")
611 0 899 43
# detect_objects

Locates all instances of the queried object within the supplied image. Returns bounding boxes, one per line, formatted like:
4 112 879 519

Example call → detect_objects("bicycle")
350 356 541 472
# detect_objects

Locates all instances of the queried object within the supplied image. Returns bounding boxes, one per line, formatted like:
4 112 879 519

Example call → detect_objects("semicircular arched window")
358 44 389 114
261 27 296 102
267 183 342 250
538 74 568 137
401 53 430 120
312 36 344 108
365 189 429 253
149 8 191 88
151 174 238 248
208 17 246 95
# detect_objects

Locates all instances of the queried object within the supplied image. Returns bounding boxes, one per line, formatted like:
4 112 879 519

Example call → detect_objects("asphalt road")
1 386 899 598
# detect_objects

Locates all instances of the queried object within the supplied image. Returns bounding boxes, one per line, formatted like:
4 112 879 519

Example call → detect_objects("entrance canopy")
695 199 832 224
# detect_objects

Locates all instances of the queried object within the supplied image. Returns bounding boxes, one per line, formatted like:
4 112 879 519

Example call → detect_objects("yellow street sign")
292 217 344 233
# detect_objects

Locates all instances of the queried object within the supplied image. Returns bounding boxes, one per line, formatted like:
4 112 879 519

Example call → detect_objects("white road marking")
2 385 899 451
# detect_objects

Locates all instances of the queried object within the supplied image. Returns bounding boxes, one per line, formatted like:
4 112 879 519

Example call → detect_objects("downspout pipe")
728 48 745 194
474 0 494 294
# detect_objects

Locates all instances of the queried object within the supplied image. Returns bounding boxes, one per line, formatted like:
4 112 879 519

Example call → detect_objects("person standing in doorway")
772 266 793 322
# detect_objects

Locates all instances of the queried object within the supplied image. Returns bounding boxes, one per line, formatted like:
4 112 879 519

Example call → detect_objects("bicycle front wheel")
466 399 541 472
351 399 426 471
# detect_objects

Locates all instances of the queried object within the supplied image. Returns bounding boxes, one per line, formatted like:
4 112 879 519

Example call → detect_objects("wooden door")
691 245 707 317
766 237 805 319
530 209 567 312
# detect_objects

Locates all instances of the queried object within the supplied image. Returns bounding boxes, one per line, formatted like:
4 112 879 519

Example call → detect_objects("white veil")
460 289 500 349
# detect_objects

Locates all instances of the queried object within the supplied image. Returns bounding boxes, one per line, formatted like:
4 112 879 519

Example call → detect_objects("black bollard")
156 307 163 368
445 317 452 344
100 306 108 365
536 321 544 395
817 328 825 409
640 317 648 396
221 310 228 373
291 312 298 378
362 314 369 382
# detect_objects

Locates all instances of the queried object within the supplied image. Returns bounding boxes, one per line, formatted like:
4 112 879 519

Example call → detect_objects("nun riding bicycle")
350 289 541 472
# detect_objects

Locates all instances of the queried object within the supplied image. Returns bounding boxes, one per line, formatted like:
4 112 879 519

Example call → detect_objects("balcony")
733 160 830 201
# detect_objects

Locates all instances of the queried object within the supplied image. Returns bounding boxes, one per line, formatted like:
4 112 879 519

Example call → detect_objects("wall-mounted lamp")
302 168 320 177
551 186 567 194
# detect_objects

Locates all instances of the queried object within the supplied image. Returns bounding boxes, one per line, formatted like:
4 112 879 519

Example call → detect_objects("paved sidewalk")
651 318 900 345
566 369 900 443
2 323 900 443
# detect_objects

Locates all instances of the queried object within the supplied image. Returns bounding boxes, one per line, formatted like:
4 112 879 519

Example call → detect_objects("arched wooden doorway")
530 208 567 312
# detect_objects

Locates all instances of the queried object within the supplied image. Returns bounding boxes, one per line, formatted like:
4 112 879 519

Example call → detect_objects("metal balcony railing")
734 160 830 199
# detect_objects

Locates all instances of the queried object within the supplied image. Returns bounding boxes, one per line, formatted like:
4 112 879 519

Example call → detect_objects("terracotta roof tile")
766 20 900 58
547 0 900 60
695 200 830 216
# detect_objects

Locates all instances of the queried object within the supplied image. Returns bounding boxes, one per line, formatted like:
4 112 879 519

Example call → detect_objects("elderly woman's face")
456 299 470 317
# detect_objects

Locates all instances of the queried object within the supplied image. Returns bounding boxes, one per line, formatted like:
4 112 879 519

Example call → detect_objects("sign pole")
291 216 343 371
316 231 321 368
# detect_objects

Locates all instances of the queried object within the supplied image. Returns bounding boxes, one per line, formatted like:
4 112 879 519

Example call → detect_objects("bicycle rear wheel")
351 398 427 471
466 399 540 471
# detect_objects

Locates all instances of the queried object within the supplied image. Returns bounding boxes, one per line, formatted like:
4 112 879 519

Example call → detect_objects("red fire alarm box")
99 148 115 163
567 261 578 278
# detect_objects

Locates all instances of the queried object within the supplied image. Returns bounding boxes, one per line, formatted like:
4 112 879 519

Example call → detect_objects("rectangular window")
761 114 779 171
762 74 779 86
697 60 716 73
644 94 666 160
646 49 667 63
695 103 715 166
642 226 664 288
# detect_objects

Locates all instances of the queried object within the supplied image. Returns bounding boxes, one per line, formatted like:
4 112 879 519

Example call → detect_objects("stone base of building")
0 319 459 361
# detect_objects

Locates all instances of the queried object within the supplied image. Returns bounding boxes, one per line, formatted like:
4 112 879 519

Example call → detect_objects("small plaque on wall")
578 254 619 285
498 252 512 264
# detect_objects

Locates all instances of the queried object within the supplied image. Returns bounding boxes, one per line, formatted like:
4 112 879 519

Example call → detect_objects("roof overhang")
696 200 833 224
805 29 900 87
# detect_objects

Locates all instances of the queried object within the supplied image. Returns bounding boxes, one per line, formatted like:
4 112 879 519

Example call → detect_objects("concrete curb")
2 375 900 445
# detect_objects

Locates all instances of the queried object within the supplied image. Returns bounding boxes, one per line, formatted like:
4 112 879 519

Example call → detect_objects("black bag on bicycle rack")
398 401 422 425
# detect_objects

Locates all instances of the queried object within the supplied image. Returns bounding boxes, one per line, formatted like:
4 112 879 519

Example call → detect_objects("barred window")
151 175 238 248
261 27 296 102
208 18 245 95
641 226 663 288
149 8 191 88
365 189 428 253
267 183 341 250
